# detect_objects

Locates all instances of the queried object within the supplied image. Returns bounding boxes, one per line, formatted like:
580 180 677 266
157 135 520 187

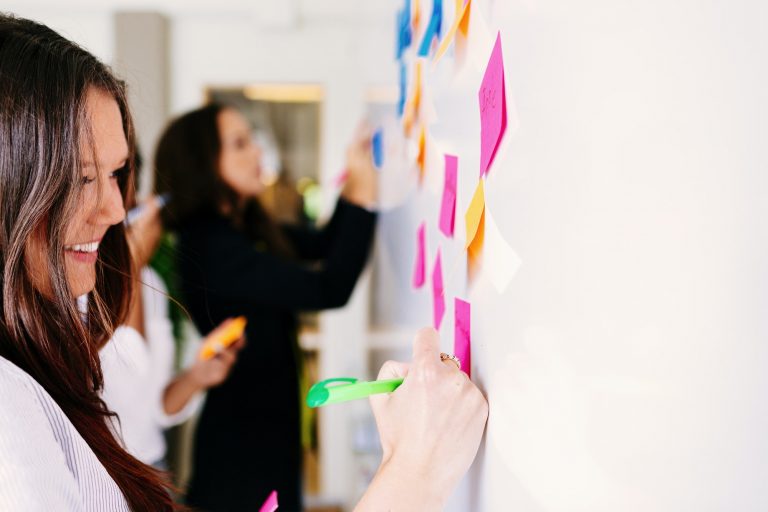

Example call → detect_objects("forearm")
354 459 447 512
162 370 203 416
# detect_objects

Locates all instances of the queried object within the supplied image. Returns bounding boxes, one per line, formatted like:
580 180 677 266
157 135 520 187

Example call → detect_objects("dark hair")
154 104 293 257
0 14 174 510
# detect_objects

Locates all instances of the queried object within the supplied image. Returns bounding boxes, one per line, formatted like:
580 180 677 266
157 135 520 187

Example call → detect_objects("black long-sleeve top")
179 198 376 511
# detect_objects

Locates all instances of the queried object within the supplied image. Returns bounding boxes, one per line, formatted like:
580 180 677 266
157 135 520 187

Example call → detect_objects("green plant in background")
149 232 187 365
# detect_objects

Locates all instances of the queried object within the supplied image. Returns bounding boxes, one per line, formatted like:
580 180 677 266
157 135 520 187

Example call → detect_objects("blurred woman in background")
155 104 378 510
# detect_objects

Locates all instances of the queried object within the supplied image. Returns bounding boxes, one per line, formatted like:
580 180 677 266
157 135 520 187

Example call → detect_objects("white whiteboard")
372 0 768 510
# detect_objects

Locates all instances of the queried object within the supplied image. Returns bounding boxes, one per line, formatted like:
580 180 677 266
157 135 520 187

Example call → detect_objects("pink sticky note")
259 490 278 512
432 249 445 330
439 154 458 237
454 298 471 377
413 222 426 288
478 32 507 177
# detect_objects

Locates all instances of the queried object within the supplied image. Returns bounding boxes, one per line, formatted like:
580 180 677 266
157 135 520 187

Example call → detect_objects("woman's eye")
110 167 124 180
82 175 96 185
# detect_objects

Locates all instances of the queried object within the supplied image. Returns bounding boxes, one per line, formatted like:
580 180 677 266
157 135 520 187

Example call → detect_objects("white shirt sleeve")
141 268 203 428
0 370 84 511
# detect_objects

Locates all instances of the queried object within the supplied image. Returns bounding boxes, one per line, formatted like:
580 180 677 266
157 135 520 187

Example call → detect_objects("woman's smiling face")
26 87 128 298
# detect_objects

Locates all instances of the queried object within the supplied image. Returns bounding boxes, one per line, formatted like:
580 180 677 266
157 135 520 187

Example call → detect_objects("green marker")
306 377 404 408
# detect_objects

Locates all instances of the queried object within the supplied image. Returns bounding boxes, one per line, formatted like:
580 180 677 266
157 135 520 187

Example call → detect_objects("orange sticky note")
403 61 423 136
434 0 471 63
417 125 426 182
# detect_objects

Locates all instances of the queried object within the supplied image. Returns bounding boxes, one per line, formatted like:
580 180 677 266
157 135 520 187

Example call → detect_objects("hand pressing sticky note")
259 490 278 512
372 129 383 169
479 32 507 177
454 298 471 377
439 154 457 237
413 222 427 288
432 249 445 330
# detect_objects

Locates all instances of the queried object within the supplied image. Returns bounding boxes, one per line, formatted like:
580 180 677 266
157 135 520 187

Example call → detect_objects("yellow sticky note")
465 179 485 250
434 0 471 64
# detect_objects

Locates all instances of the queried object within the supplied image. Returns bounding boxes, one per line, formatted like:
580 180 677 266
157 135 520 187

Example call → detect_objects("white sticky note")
483 207 521 294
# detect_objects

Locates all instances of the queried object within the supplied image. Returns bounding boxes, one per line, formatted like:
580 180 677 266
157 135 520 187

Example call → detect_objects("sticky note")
465 180 484 250
439 154 457 237
432 249 445 330
484 207 522 294
479 32 507 177
418 0 443 56
372 130 383 168
259 490 278 512
397 61 407 116
403 61 422 135
396 0 413 60
413 222 426 288
465 180 485 281
454 298 471 377
434 0 471 63
416 125 426 182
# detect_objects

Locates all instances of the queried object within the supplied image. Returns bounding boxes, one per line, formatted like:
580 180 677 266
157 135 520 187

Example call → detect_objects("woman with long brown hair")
0 12 488 512
0 13 174 510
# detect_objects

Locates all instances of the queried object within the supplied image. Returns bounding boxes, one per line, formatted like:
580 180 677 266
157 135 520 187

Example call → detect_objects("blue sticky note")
417 0 442 57
397 62 406 117
396 0 412 60
372 130 384 169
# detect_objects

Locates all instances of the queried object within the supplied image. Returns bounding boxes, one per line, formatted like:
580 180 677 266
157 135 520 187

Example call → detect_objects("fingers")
370 359 409 415
411 327 440 370
376 360 409 381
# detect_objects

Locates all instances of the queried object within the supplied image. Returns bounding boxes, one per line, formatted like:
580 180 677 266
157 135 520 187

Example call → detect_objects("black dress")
178 199 376 512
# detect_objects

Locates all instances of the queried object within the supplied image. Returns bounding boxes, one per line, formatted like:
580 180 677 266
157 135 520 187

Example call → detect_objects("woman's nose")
96 180 126 226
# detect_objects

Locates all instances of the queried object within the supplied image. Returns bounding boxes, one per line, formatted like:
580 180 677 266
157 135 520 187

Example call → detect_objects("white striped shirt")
0 355 129 511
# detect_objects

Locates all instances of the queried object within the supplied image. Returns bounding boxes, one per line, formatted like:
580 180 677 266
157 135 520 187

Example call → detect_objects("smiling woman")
0 13 174 511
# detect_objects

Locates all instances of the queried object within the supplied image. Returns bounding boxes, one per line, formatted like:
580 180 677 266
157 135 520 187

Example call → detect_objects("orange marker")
199 316 248 360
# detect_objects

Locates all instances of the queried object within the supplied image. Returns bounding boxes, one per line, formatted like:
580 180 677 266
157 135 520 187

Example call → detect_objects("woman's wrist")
355 455 448 512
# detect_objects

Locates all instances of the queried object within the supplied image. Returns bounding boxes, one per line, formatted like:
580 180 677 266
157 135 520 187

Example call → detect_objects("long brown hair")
154 104 294 257
0 14 174 510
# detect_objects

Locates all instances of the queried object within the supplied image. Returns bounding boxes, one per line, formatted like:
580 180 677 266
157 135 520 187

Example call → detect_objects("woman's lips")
64 240 101 264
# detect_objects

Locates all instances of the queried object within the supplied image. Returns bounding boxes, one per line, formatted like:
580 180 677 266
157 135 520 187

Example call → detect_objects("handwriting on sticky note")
413 222 426 288
454 298 471 377
432 249 445 330
479 32 507 176
259 490 278 512
439 154 457 237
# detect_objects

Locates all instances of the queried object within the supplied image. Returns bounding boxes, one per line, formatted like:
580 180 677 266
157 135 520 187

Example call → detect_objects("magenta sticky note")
454 298 471 377
413 222 426 288
259 490 278 512
478 32 507 177
432 249 445 330
439 154 458 237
